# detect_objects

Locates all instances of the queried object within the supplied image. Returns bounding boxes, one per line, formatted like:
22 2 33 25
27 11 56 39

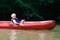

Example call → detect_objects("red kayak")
0 20 55 30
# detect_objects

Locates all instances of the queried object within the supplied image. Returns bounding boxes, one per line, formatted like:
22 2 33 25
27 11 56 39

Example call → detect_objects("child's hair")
11 13 16 17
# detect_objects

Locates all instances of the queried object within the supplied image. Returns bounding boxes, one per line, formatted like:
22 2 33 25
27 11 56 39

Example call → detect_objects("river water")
0 25 60 40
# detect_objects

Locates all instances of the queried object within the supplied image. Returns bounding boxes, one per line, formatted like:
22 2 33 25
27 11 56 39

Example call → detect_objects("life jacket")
11 18 20 24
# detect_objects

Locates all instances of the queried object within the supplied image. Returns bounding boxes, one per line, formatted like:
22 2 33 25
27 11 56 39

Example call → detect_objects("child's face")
12 15 16 19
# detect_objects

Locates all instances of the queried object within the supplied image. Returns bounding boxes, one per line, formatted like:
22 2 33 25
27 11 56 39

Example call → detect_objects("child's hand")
21 19 25 22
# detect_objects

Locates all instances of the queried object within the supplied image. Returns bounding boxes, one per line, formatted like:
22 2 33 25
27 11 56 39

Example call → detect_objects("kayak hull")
0 20 55 30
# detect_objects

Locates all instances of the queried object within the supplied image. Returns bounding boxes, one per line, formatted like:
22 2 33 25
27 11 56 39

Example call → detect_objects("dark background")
0 0 60 22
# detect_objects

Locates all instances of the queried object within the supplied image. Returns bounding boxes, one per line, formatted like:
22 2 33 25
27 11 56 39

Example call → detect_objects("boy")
11 13 25 25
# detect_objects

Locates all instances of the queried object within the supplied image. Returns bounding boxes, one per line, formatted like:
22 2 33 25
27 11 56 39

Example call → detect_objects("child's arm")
12 20 19 24
19 19 25 25
20 19 25 23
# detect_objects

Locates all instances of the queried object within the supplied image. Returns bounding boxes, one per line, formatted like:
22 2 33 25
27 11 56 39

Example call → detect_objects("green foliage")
0 0 59 20
15 0 55 15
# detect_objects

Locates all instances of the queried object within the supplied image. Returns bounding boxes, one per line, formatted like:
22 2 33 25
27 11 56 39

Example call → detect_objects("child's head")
11 13 16 18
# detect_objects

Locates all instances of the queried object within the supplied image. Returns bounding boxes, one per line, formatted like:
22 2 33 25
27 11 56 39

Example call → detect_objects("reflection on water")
0 25 60 40
39 30 54 40
17 30 54 40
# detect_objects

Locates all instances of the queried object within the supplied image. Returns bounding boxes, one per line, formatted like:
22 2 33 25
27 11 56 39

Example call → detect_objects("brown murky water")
17 30 54 40
0 25 60 40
